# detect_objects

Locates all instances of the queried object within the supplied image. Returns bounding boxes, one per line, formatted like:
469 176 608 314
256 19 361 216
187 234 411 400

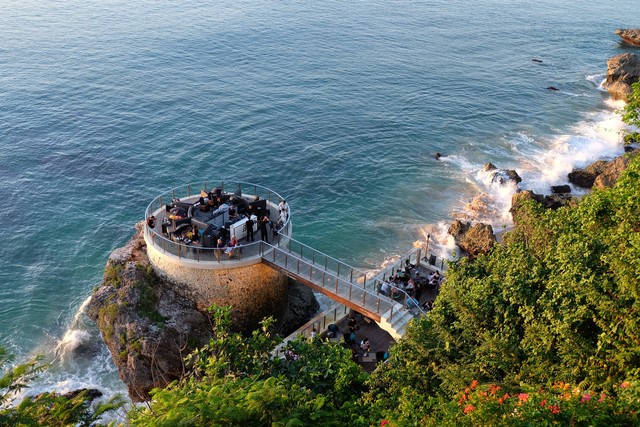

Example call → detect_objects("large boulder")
603 53 640 102
568 160 609 189
593 152 638 189
615 28 640 47
483 162 522 185
448 220 496 259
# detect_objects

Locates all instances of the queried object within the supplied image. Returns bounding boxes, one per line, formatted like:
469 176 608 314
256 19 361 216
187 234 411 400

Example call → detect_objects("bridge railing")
282 237 387 295
265 244 396 318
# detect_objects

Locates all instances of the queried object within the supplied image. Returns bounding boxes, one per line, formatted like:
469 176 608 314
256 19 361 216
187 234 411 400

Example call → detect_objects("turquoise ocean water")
1 0 638 399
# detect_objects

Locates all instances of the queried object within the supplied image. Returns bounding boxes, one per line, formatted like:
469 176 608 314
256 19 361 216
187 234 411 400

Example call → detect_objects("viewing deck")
144 181 292 267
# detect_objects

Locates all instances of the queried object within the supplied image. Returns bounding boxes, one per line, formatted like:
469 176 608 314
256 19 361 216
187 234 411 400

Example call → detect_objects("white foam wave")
586 73 607 91
523 107 625 194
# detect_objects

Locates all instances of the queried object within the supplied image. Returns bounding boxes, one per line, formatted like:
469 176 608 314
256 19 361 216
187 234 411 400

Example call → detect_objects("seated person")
189 225 200 243
146 215 156 229
228 206 239 222
359 338 371 356
380 280 392 296
225 236 238 257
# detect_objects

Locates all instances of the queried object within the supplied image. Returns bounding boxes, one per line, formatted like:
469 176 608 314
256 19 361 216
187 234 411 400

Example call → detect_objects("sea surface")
1 0 638 403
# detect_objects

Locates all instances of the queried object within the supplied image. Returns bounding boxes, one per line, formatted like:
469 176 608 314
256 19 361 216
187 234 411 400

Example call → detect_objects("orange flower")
471 380 479 389
518 393 530 402
463 404 476 414
621 381 631 389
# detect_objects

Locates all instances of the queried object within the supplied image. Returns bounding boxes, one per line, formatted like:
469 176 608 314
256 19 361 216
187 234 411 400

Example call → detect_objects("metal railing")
144 181 292 263
265 243 396 318
272 304 350 358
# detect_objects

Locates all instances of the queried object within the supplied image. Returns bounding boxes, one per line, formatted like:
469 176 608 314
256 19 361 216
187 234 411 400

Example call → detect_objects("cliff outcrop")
87 223 318 401
603 53 640 102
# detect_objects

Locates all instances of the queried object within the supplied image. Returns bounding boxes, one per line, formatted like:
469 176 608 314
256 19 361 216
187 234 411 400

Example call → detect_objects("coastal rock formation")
615 28 640 47
88 223 318 401
551 185 571 194
568 160 608 189
593 153 638 189
448 220 496 259
568 153 638 190
603 53 640 102
510 191 575 221
483 163 522 185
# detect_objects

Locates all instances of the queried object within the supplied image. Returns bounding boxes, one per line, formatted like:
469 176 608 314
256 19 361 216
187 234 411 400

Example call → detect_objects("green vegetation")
2 83 640 425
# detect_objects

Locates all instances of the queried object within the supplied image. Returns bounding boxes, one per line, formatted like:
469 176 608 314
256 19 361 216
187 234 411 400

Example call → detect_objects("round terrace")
144 181 292 268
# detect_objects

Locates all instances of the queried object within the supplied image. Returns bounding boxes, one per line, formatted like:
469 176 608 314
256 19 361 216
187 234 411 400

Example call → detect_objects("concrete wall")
146 243 289 333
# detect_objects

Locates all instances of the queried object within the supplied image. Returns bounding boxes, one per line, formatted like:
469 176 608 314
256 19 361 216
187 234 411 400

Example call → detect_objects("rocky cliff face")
87 223 318 402
603 53 640 102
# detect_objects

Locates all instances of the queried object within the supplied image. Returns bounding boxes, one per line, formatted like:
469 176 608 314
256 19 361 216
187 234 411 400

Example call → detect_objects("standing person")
259 215 270 244
214 237 226 262
245 213 255 242
278 199 289 221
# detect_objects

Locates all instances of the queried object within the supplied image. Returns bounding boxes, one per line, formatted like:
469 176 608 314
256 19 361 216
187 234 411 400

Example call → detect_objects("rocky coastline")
87 224 318 402
448 45 640 259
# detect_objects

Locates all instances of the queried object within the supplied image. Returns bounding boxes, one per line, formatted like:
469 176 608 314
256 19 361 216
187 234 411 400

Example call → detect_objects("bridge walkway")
261 237 435 339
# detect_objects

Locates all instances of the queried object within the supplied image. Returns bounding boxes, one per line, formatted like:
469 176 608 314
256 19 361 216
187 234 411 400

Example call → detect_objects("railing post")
350 268 353 283
363 273 367 290
362 290 366 306
322 271 325 286
337 263 340 279
349 283 352 299
416 249 422 267
335 277 339 292
297 258 300 274
312 252 315 265
389 306 394 322
377 298 380 313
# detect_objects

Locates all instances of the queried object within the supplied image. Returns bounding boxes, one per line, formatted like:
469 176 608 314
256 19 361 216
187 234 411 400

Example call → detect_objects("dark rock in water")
624 145 637 153
532 58 543 63
603 53 640 102
448 220 496 259
483 163 521 185
568 160 608 189
615 28 640 47
551 185 571 194
547 86 559 91
61 388 103 401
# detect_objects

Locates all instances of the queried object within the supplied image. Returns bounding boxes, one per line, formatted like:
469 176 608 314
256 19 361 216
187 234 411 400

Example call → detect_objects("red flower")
463 404 476 414
518 393 529 402
621 381 631 389
550 404 560 415
471 380 479 389
540 399 547 407
598 393 606 402
581 394 591 403
381 420 389 427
